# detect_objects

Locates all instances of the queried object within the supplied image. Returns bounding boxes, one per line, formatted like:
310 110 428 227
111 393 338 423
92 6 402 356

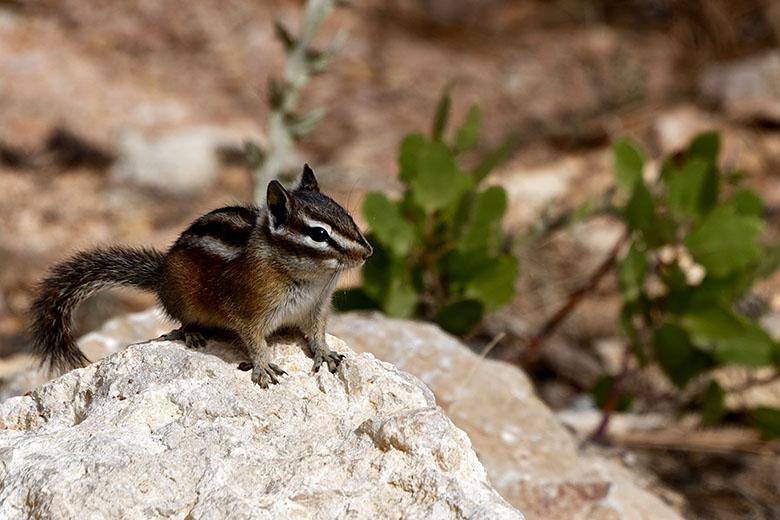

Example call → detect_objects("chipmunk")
29 164 372 388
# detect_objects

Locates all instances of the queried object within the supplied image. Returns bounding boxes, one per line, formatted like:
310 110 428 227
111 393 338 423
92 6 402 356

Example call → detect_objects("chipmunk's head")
264 164 372 274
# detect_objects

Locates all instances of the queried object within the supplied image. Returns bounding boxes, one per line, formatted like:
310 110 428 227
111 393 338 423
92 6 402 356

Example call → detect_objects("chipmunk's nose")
362 244 373 260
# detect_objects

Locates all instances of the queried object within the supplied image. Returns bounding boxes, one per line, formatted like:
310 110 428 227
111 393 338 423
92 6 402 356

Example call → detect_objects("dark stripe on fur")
180 206 258 249
29 246 166 374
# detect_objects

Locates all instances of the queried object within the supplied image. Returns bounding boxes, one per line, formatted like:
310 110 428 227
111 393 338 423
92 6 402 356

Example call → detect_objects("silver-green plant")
247 0 347 203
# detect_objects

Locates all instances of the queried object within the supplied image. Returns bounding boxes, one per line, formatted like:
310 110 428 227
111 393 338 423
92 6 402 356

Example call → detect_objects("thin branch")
521 230 629 361
591 344 634 440
605 427 771 455
725 370 780 394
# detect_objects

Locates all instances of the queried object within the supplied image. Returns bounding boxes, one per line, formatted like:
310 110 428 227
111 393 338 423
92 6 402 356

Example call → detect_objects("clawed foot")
311 344 344 373
159 328 207 349
239 361 287 389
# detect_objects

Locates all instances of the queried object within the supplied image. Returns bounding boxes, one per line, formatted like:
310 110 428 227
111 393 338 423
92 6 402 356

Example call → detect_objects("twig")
591 344 634 440
521 230 629 360
726 370 780 394
605 427 773 455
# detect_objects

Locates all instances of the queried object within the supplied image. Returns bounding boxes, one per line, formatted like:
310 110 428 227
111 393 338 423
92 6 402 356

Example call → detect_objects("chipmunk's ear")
267 180 291 228
298 164 320 192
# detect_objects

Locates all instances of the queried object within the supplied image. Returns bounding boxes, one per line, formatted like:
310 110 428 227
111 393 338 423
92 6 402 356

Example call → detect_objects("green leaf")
382 277 418 318
688 131 720 162
362 192 416 257
455 105 481 152
432 87 452 141
473 137 515 182
618 242 647 302
457 186 507 254
681 305 776 366
644 214 678 249
332 288 379 312
664 159 719 219
464 255 517 310
625 180 655 233
713 322 776 366
726 188 762 217
448 189 474 241
681 305 745 340
685 272 755 310
410 141 471 212
750 407 780 439
701 380 725 427
400 189 427 233
684 205 763 278
592 376 612 408
435 299 484 336
399 133 426 182
613 138 644 194
360 235 401 302
756 238 780 279
439 249 492 290
592 375 633 412
619 301 637 337
663 262 690 306
653 323 713 387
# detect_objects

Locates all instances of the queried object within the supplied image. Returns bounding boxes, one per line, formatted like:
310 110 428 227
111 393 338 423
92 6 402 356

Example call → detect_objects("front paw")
183 332 207 349
311 344 344 374
249 362 287 389
159 328 207 349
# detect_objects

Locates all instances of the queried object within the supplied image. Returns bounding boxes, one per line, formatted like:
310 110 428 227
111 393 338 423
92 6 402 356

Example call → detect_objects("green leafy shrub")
610 132 780 438
335 92 516 335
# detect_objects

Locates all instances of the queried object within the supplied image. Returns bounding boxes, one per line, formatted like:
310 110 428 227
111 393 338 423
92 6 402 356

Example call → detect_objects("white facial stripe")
299 233 330 249
194 236 243 260
273 227 331 250
330 230 359 250
300 216 362 250
301 216 333 235
322 258 340 269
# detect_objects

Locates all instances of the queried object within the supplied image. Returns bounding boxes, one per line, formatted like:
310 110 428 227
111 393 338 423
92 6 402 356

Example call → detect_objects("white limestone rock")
329 313 686 520
0 336 522 520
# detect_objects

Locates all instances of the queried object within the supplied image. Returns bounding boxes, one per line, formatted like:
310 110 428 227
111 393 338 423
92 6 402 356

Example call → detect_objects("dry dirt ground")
1 1 779 518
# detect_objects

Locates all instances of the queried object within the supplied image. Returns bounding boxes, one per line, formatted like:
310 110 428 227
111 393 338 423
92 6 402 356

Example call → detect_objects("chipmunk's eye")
306 226 329 242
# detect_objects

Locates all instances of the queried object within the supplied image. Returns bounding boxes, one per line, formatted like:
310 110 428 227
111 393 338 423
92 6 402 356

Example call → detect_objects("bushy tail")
29 246 166 374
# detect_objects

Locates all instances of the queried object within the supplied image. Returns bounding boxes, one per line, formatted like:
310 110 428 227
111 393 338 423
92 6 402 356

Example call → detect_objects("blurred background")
1 1 780 518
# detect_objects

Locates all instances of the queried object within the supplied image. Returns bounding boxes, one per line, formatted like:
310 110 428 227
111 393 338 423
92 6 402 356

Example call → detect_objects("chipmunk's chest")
271 277 335 327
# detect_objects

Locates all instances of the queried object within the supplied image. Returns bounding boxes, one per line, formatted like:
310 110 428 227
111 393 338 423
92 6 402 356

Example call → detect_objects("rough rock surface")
0 335 521 519
329 313 685 520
